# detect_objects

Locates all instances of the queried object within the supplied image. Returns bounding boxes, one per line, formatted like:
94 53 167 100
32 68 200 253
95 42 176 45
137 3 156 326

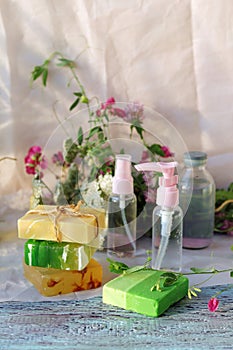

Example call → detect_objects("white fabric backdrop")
0 0 233 197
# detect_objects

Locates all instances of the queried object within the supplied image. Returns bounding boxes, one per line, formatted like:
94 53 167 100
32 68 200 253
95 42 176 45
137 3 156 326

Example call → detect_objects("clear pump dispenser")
180 151 215 249
135 162 183 272
107 154 137 258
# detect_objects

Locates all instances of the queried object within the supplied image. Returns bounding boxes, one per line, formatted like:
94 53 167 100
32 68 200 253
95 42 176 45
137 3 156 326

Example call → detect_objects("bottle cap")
112 154 133 195
184 151 207 167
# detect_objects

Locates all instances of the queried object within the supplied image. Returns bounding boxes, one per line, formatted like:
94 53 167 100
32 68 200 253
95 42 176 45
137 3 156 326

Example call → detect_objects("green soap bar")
38 241 49 267
103 270 189 317
24 239 96 270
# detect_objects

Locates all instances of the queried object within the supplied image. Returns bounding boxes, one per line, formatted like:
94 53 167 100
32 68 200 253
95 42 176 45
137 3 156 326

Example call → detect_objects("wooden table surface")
0 284 232 350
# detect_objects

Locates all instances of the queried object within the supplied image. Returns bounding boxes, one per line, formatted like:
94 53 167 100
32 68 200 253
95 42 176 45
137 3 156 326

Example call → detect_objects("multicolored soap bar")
18 204 106 245
24 239 96 270
103 270 189 317
23 258 102 296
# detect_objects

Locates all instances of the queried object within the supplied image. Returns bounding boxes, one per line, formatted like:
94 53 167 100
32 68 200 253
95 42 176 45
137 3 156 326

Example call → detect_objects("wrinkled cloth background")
0 0 233 196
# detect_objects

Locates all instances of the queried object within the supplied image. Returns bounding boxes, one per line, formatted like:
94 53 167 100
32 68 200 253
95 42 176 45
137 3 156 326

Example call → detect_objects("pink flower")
40 156 48 169
24 145 47 175
52 151 64 166
95 97 116 117
123 102 144 123
25 164 37 175
24 154 36 166
96 109 101 117
144 188 156 203
208 298 219 312
96 97 126 119
161 146 173 158
140 150 150 163
111 107 126 119
28 145 42 156
101 97 115 110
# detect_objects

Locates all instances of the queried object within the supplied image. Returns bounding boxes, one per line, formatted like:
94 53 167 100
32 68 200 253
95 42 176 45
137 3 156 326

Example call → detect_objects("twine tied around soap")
27 200 99 242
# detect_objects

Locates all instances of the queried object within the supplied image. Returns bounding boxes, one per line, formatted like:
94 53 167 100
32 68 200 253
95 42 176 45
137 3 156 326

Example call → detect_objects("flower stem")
183 268 233 276
40 179 53 195
215 199 233 213
212 284 233 298
0 157 17 162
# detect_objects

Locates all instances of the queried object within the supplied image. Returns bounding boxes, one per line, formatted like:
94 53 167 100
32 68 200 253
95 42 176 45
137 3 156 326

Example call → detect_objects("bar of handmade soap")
103 270 189 317
24 239 96 270
23 258 102 296
18 205 106 245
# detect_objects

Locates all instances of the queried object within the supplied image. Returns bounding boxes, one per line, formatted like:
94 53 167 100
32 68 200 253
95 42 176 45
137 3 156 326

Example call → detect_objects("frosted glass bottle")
152 205 183 272
180 151 215 249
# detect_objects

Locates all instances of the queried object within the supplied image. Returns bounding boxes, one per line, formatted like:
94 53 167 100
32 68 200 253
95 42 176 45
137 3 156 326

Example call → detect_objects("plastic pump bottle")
107 154 137 258
135 162 183 272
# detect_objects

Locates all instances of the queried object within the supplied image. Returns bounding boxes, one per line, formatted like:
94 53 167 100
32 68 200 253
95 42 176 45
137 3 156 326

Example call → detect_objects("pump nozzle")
112 154 133 195
135 162 179 209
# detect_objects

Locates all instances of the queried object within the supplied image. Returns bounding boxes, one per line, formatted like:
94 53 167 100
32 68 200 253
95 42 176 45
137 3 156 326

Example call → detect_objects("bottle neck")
111 192 134 199
186 164 206 170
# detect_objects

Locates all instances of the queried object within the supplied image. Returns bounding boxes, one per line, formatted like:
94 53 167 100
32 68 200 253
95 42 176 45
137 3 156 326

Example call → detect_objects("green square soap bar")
103 270 189 317
24 239 96 270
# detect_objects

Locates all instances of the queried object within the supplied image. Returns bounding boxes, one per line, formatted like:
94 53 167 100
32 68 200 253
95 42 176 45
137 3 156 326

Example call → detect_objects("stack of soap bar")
18 204 105 296
24 259 102 296
103 270 189 317
24 239 96 270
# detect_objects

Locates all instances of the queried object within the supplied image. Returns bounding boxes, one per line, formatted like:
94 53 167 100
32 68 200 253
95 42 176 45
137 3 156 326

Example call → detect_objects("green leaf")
106 258 129 274
73 92 82 97
69 97 80 111
42 68 48 86
63 138 78 164
123 265 147 275
77 126 83 145
151 272 179 292
216 189 233 206
230 271 233 278
190 267 216 273
147 143 165 157
56 58 76 68
31 66 44 81
81 95 89 104
87 126 103 140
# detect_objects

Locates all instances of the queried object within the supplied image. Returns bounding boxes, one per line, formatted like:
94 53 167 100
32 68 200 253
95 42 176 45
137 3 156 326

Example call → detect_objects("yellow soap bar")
23 258 102 296
18 205 106 245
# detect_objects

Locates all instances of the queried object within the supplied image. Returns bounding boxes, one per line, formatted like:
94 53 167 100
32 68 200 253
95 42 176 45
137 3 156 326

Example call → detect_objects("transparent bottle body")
152 205 183 272
180 165 215 249
107 193 137 258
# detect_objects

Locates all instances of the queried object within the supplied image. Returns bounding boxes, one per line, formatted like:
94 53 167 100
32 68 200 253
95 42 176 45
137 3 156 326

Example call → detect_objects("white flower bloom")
98 173 113 197
81 180 104 208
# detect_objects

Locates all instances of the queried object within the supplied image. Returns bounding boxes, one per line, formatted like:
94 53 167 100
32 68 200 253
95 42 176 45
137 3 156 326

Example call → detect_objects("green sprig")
106 258 129 274
107 257 233 298
151 272 180 292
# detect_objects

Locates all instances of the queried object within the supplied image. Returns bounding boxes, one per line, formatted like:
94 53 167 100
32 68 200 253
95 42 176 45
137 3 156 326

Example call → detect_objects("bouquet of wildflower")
24 52 173 229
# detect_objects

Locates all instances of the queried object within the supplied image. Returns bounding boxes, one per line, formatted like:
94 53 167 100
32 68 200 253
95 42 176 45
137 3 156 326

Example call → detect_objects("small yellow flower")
187 286 202 299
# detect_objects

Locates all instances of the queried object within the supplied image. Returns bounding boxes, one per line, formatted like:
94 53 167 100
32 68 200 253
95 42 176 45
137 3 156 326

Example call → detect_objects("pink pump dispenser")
135 161 183 272
112 155 134 196
135 162 179 209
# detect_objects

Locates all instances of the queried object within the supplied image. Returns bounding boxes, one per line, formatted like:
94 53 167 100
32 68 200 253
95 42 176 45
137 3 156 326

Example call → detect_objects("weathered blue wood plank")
0 284 232 349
